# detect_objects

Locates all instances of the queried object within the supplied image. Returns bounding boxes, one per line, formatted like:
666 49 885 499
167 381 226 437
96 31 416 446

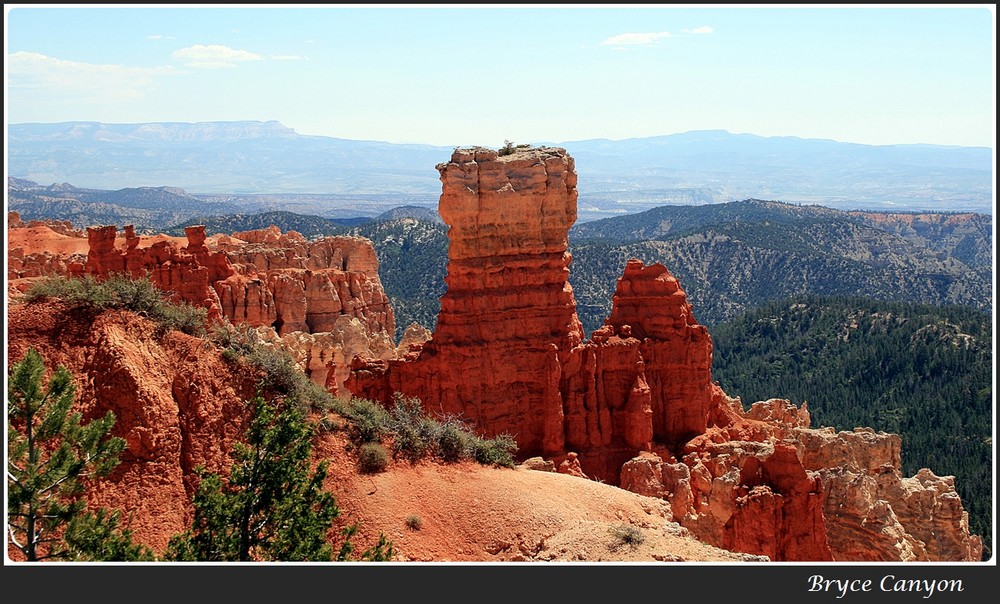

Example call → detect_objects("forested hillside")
166 211 352 239
568 200 991 335
351 218 448 340
710 295 992 558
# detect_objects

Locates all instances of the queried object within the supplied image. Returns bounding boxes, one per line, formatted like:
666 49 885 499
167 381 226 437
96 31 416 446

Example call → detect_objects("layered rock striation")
6 302 255 553
345 146 982 562
348 147 585 455
19 220 396 394
82 224 394 339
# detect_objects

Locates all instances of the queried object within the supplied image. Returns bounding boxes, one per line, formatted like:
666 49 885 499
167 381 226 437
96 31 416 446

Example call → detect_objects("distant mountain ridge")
568 200 992 334
7 177 436 231
571 199 993 270
7 179 248 231
8 121 992 217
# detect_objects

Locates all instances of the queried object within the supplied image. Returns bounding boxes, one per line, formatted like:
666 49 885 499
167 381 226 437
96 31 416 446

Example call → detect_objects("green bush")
469 433 518 468
357 442 389 474
24 274 207 336
342 398 393 444
26 274 109 307
245 345 302 396
437 421 469 463
211 323 261 356
337 394 518 468
388 395 439 462
156 301 208 337
211 324 335 413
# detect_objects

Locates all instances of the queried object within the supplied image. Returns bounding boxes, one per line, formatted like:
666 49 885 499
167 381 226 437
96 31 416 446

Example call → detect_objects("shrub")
405 515 423 531
609 524 645 550
156 301 208 337
318 414 344 433
469 433 518 468
246 345 303 396
437 421 469 463
357 442 389 474
211 323 260 356
336 394 519 468
24 274 207 336
212 324 335 413
388 394 438 461
26 274 108 306
342 398 393 445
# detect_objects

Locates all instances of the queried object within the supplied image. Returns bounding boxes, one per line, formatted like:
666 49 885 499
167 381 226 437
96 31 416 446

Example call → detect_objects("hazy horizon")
4 5 996 150
6 119 995 151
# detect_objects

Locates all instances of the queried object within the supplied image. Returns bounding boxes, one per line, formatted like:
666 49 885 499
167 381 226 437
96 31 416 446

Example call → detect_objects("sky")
4 4 996 149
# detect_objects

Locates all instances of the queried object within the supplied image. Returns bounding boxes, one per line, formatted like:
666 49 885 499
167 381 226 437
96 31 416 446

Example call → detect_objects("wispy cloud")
6 51 180 101
271 54 305 61
601 32 671 47
147 34 176 40
601 26 714 48
172 44 262 69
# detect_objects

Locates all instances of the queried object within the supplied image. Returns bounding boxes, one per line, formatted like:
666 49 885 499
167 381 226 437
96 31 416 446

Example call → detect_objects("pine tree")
165 394 347 561
7 348 151 561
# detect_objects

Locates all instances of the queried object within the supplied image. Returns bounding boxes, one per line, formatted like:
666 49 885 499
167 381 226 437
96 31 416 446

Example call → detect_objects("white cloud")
685 26 714 35
147 34 176 40
271 54 305 61
6 51 180 101
601 31 672 47
172 44 262 69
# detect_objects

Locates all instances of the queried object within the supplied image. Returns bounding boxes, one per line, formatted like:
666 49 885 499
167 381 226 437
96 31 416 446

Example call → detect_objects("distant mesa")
8 121 991 214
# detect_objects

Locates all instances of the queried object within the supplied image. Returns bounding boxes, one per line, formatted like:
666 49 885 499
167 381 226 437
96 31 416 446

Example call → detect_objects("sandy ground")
315 430 766 564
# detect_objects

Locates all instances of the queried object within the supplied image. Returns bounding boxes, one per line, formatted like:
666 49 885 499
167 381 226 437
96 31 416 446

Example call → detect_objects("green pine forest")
710 295 992 559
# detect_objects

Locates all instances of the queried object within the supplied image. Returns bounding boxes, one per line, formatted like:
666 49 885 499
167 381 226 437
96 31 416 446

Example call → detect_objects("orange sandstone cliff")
345 146 983 562
7 217 398 394
6 302 254 553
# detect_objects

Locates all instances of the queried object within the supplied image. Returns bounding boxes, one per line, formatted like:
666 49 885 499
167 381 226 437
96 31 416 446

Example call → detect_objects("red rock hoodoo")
346 146 983 562
7 214 397 394
60 223 397 393
347 147 717 473
81 224 394 339
347 147 584 456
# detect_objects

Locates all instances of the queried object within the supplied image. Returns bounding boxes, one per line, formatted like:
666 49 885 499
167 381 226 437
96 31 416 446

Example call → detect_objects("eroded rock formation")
81 223 394 341
12 218 397 395
347 147 584 455
347 147 718 472
7 212 88 285
6 302 254 553
345 146 982 562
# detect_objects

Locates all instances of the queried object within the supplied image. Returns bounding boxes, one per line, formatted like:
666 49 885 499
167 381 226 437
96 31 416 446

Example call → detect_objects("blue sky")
4 4 996 148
